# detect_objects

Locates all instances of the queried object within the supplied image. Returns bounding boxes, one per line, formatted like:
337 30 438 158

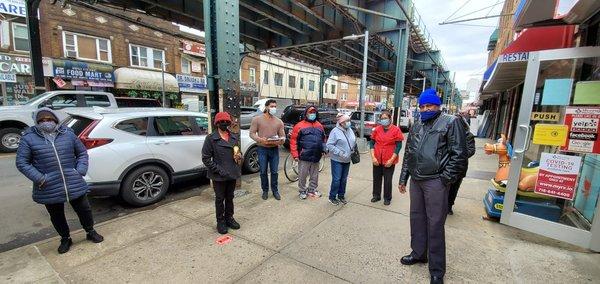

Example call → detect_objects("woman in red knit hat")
201 112 243 234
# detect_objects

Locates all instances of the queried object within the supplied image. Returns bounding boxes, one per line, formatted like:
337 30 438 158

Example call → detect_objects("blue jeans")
329 160 350 200
257 146 279 193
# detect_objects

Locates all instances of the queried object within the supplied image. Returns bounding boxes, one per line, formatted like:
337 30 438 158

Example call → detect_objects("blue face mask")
343 122 351 129
379 119 390 126
268 107 277 116
420 110 440 122
307 113 317 121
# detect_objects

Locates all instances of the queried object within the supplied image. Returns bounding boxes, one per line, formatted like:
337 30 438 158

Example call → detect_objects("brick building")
239 54 260 106
337 75 360 110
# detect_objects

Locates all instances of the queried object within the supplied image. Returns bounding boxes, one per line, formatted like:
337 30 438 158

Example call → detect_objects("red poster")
535 153 582 200
52 76 66 88
182 41 205 57
562 107 600 154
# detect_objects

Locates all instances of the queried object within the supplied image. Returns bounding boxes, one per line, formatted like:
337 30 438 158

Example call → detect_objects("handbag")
341 129 360 164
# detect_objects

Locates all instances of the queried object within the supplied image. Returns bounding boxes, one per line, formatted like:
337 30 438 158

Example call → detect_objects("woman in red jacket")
370 110 404 205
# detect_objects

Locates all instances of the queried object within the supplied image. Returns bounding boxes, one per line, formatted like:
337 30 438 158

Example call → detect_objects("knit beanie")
418 88 441 106
337 113 350 124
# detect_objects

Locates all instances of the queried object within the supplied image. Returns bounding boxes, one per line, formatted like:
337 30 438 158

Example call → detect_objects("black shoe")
58 237 72 254
384 200 391 206
86 230 104 243
371 197 381 203
226 218 241 230
329 199 340 206
273 192 281 200
430 276 444 284
400 254 428 265
262 192 268 200
448 208 454 215
338 197 348 204
217 221 228 234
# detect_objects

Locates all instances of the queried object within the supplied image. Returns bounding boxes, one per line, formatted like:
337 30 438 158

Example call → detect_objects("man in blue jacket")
16 108 103 254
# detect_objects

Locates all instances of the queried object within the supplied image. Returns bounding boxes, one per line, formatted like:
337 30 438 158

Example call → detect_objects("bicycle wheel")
284 154 299 182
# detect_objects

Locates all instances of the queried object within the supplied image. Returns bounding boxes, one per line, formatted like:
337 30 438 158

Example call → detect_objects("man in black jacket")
202 112 243 234
398 89 467 284
448 115 476 215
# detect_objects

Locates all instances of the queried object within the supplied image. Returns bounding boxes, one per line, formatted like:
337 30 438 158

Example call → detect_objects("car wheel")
243 146 260 173
0 128 22 153
121 165 170 206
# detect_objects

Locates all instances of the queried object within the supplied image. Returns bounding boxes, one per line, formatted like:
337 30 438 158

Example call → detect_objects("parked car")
253 98 293 118
350 111 381 138
115 97 162 108
399 109 410 132
62 108 259 206
0 91 117 152
281 105 356 149
337 108 354 116
239 106 259 129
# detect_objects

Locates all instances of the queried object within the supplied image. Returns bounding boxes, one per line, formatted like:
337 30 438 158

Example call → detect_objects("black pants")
44 194 94 239
448 178 463 209
213 180 236 223
373 165 395 201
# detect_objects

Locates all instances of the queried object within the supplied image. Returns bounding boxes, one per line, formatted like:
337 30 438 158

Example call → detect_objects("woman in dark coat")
16 108 103 254
202 112 243 234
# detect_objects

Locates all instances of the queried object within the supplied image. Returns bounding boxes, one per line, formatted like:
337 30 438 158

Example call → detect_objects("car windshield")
23 93 50 106
350 112 376 121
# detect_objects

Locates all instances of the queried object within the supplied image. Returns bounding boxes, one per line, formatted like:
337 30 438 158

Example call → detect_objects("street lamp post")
161 62 168 107
343 31 369 139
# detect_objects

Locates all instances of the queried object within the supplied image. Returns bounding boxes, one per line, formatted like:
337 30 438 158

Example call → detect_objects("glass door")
501 47 600 251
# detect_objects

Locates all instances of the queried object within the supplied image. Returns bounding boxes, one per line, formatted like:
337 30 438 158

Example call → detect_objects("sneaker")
299 192 308 199
338 197 348 204
329 199 340 206
309 190 322 198
226 218 241 230
217 221 228 234
273 192 281 200
86 230 104 243
262 192 268 200
58 237 72 254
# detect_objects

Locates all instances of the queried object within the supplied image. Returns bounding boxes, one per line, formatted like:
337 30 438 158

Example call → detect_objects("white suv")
63 108 259 206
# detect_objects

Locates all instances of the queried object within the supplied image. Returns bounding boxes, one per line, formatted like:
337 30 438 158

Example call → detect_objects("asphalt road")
0 150 289 253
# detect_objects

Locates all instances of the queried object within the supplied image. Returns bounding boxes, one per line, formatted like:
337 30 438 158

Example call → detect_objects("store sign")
562 107 600 153
52 59 114 82
182 41 205 57
0 0 26 18
0 53 31 75
532 124 568 146
53 77 66 88
499 52 529 63
240 82 257 92
176 74 206 93
0 72 15 82
535 153 582 200
531 112 560 122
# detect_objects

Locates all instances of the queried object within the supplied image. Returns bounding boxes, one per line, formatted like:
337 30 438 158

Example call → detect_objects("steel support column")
27 0 44 94
392 27 409 124
204 0 241 131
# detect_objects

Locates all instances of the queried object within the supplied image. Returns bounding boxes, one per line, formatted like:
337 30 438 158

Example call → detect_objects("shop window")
288 75 296 88
263 70 269 84
308 80 315 91
63 32 111 62
181 58 191 74
300 78 304 89
12 23 29 52
130 44 164 69
249 68 256 83
274 72 283 86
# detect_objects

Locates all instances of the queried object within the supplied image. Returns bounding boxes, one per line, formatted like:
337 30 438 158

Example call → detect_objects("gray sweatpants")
409 177 450 278
298 160 319 193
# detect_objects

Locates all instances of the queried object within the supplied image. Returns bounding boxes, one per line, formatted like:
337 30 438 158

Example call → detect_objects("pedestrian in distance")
370 110 404 206
15 108 104 254
202 112 243 235
397 88 468 284
249 99 286 201
325 114 356 206
290 106 326 200
447 113 476 215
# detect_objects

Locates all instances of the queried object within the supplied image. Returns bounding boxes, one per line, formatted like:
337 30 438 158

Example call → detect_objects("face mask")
343 122 351 129
307 113 317 121
217 122 230 131
420 110 440 122
268 107 277 116
38 121 57 133
379 119 390 126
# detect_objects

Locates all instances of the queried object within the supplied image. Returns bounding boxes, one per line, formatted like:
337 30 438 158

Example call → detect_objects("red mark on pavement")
216 235 233 245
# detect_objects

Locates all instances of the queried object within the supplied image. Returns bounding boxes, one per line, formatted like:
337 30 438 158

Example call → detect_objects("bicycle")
284 153 326 182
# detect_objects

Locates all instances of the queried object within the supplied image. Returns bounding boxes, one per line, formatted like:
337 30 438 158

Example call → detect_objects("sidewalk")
1 139 599 283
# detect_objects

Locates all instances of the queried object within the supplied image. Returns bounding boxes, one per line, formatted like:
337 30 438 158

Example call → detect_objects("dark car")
115 97 162 108
281 105 356 149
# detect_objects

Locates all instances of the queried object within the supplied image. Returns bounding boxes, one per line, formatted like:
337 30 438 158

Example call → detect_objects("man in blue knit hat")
397 88 467 284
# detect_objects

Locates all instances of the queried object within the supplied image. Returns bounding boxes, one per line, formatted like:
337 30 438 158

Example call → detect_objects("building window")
324 84 328 93
331 85 336 94
341 82 348 90
181 58 191 74
341 93 347 100
288 75 296 88
308 80 315 91
249 67 256 83
12 23 29 52
63 31 111 62
274 72 283 86
130 44 164 69
263 70 269 84
300 78 304 89
200 63 206 74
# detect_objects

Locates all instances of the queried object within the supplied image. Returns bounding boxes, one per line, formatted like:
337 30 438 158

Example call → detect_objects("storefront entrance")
501 46 600 251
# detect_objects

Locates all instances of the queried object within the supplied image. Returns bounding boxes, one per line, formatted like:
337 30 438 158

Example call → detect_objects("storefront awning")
114 67 179 93
483 25 575 93
514 0 600 30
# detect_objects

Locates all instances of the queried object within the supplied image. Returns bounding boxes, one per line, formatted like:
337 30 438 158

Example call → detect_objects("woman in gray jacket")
325 114 356 205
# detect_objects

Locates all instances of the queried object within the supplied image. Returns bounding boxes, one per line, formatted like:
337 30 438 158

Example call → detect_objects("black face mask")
218 122 230 131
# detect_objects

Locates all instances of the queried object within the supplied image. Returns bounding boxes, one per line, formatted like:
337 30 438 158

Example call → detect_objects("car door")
146 115 206 174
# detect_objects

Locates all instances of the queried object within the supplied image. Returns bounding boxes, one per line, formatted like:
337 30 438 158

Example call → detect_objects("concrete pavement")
1 139 599 283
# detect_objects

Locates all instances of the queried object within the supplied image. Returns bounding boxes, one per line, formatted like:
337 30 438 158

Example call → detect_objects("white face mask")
268 107 277 116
